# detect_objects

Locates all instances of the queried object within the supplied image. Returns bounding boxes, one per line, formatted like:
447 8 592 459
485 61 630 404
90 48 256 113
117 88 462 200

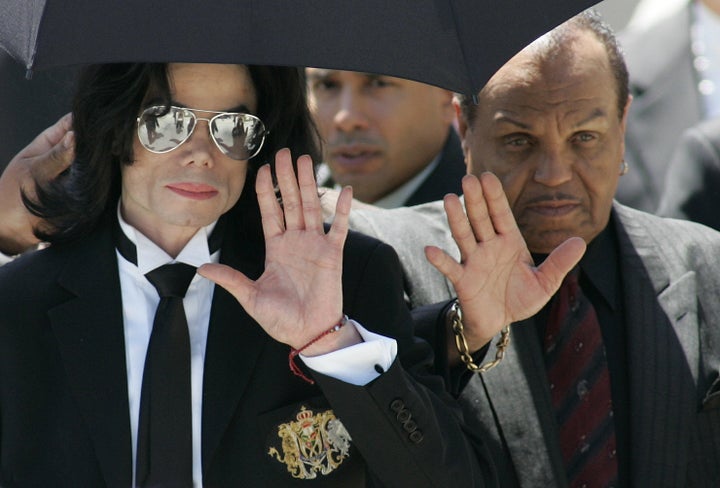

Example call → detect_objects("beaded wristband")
289 315 349 384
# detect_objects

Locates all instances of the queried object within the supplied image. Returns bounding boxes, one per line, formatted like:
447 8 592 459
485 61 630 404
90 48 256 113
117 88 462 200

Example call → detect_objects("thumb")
198 263 255 307
537 236 586 294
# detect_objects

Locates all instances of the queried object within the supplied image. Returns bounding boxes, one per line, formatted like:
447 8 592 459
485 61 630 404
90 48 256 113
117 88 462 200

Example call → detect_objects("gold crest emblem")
268 406 352 479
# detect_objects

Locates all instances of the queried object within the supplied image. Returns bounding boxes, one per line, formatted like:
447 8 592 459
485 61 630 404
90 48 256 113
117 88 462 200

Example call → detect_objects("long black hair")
25 63 320 244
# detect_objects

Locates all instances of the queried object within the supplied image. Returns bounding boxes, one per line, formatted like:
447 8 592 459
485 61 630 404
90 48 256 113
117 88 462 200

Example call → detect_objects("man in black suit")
0 62 501 487
307 69 465 207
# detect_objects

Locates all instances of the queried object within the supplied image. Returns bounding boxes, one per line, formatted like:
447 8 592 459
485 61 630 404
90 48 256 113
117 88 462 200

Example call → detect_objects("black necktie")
113 218 225 488
135 262 196 488
544 268 618 488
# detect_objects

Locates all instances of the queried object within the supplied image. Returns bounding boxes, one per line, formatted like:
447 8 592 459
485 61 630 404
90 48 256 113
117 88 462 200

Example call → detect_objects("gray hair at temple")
456 9 629 124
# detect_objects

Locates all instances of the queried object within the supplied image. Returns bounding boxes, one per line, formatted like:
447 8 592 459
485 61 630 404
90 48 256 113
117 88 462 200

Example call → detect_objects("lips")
166 182 219 200
329 144 382 170
526 200 580 217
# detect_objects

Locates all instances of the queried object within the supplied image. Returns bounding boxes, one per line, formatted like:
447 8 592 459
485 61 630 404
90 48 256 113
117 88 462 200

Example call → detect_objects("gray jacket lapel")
614 205 699 487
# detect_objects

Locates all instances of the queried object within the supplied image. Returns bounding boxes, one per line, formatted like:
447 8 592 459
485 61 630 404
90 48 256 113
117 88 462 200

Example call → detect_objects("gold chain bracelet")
449 299 510 374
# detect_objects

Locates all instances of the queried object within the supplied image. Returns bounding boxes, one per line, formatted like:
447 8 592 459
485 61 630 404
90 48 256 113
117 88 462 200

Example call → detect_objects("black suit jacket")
0 210 495 487
403 129 465 206
657 116 720 230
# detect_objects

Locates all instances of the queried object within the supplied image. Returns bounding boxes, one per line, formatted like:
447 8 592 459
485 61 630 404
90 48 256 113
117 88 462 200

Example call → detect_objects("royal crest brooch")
268 406 352 479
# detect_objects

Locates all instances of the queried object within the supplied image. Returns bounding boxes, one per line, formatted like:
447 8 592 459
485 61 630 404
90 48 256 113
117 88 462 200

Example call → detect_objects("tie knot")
145 263 197 298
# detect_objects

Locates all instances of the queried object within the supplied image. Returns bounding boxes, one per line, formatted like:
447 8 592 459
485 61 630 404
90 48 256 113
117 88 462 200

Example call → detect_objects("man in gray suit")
619 0 720 211
352 11 720 487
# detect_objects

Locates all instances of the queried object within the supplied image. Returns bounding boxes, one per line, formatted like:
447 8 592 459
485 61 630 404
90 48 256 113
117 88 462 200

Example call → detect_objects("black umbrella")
1 0 600 94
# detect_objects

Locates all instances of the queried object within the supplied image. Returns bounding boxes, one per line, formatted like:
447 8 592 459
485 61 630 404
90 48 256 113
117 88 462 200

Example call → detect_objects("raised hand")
0 113 74 255
199 149 361 355
425 172 586 353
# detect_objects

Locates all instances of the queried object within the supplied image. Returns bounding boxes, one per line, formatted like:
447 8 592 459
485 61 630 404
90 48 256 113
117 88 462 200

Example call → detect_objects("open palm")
199 149 354 351
425 173 586 352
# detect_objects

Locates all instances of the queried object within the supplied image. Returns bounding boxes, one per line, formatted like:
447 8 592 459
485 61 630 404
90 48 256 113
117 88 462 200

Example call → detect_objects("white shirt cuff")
300 320 397 386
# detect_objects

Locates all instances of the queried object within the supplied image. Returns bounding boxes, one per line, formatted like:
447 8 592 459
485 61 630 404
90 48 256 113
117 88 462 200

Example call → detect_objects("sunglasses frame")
136 105 267 160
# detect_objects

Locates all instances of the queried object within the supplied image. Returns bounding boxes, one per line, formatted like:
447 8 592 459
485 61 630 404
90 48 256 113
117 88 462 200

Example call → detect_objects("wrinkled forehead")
478 34 617 120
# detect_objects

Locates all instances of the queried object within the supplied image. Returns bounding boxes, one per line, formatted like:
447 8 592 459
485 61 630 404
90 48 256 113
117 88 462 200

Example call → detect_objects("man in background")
307 69 465 207
618 0 720 211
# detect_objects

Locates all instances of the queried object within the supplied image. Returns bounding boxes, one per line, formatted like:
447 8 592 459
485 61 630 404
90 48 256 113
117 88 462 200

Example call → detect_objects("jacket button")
403 419 417 433
409 430 424 444
390 399 404 412
396 409 411 423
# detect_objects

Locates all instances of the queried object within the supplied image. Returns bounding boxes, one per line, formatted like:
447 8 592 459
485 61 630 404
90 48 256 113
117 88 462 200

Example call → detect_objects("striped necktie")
544 268 618 488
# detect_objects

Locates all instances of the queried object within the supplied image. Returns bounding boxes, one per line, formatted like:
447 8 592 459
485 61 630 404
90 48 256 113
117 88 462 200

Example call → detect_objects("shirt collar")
578 213 619 312
116 203 217 274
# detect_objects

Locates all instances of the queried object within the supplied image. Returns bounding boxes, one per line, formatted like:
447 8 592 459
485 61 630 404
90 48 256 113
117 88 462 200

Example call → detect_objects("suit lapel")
48 219 133 487
614 206 699 486
201 216 270 474
472 321 566 487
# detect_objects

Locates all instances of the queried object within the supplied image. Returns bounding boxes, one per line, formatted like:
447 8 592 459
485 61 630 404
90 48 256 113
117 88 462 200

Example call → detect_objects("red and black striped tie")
544 268 618 488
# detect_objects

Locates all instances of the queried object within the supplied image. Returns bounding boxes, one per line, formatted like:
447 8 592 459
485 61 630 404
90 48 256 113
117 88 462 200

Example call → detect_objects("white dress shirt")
115 208 396 487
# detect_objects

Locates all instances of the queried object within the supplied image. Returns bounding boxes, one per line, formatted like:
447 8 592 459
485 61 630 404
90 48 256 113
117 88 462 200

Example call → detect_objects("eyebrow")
170 100 253 114
306 69 384 81
495 107 609 129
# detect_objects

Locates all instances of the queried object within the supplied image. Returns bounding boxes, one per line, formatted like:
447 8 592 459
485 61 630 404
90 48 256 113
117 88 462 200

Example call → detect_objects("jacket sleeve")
312 233 498 487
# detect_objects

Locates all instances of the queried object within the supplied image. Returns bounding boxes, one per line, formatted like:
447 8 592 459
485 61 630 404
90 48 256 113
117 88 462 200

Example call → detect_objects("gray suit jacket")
350 202 720 487
619 2 703 212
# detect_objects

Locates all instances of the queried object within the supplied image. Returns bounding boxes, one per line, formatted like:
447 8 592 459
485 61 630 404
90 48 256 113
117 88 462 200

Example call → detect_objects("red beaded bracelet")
289 315 349 384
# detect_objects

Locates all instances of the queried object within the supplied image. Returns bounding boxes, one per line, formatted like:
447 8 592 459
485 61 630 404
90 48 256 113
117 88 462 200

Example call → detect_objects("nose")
533 145 573 187
185 118 215 167
333 88 369 133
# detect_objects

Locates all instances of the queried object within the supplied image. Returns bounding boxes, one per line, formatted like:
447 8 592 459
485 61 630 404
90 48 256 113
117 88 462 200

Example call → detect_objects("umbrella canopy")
1 0 600 95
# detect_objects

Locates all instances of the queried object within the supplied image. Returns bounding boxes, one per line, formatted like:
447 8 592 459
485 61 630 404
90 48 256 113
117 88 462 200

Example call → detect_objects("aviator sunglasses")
136 105 267 160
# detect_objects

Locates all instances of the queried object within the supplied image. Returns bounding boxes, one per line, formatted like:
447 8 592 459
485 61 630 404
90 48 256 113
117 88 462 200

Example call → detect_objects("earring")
619 160 629 175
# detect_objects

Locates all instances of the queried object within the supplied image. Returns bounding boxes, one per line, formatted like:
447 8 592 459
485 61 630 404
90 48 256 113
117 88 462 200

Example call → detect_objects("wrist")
289 316 363 384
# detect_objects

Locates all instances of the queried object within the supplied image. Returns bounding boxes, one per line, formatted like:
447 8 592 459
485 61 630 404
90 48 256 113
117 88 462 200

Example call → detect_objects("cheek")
225 165 249 203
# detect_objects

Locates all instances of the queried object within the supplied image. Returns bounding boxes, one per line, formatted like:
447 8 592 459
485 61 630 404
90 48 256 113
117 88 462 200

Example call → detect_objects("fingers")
538 236 587 293
30 130 75 184
443 193 477 262
425 245 464 285
296 154 323 234
256 164 285 240
198 263 254 306
462 174 496 242
274 148 304 231
479 172 518 236
327 186 352 248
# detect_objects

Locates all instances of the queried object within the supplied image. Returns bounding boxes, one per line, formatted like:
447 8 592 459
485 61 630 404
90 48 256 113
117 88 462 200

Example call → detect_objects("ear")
438 89 456 124
452 98 472 171
453 98 468 138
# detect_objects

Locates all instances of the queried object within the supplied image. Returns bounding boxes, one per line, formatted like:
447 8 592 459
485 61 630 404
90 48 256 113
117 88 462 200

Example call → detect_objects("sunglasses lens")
137 106 194 153
211 114 266 160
